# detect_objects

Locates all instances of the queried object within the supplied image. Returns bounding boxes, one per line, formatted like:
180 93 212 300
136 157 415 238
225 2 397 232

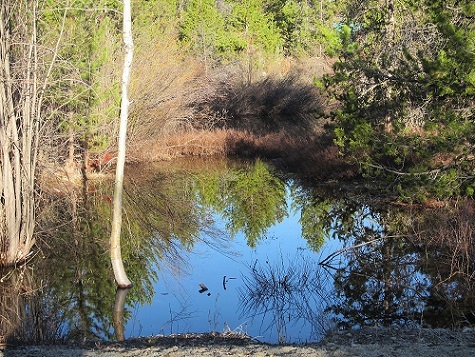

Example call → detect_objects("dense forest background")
1 2 475 343
39 0 342 166
35 0 474 201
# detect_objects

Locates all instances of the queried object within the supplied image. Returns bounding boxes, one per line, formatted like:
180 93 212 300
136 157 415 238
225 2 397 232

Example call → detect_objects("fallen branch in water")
319 237 385 269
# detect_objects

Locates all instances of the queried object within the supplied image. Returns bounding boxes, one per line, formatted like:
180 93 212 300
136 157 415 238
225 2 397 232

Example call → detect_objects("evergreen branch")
367 151 475 177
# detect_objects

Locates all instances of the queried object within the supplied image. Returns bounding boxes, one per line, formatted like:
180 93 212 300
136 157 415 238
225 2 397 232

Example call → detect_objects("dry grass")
128 38 205 154
130 126 356 180
131 129 229 161
260 56 335 83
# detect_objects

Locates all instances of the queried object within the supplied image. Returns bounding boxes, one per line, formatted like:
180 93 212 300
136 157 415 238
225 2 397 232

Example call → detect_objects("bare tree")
110 0 133 288
0 0 58 266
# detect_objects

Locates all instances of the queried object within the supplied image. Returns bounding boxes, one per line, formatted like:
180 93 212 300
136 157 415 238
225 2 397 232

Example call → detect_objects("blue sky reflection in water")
125 185 343 344
111 159 475 344
6 160 475 345
5 160 475 345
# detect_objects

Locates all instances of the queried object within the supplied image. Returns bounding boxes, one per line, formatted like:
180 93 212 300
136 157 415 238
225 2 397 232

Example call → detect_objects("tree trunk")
0 1 41 266
110 0 133 288
386 0 395 42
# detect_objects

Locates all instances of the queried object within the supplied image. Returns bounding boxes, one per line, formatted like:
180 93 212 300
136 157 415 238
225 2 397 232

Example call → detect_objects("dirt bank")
2 327 475 356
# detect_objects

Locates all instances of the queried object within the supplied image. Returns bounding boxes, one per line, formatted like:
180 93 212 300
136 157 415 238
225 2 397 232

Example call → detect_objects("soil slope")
2 328 475 356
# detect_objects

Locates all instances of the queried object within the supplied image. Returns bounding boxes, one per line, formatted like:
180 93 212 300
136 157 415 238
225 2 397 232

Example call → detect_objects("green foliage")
327 0 475 201
230 0 283 57
422 1 475 99
266 0 315 55
176 0 345 61
133 0 179 36
179 0 229 61
194 160 287 248
318 25 342 56
42 1 122 156
178 0 286 61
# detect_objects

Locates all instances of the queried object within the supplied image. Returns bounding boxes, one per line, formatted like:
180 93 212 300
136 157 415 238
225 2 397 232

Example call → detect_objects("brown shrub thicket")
127 40 349 178
140 129 229 161
192 74 327 135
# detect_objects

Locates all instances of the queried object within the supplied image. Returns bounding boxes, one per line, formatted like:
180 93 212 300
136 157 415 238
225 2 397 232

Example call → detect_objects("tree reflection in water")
193 159 287 248
322 200 475 330
0 163 210 344
2 159 475 344
239 252 332 344
411 201 475 327
0 264 65 345
113 287 131 341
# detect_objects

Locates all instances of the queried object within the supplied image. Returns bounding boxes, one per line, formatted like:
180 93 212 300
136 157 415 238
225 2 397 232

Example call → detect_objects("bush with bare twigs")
193 73 327 135
411 202 475 327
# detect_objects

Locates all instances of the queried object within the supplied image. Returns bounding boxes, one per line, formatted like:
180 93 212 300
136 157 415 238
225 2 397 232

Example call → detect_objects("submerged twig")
319 237 385 268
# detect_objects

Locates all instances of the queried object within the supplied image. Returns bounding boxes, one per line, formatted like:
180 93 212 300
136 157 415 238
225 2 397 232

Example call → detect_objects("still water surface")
122 159 344 343
2 158 475 344
127 196 341 343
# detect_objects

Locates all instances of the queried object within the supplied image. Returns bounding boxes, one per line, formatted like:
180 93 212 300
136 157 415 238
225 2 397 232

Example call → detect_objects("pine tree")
329 0 475 201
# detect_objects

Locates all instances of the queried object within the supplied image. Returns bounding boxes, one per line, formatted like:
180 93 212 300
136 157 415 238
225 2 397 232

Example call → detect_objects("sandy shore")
2 327 475 356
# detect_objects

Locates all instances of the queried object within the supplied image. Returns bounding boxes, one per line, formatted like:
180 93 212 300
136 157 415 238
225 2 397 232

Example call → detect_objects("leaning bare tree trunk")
0 1 42 266
110 0 133 288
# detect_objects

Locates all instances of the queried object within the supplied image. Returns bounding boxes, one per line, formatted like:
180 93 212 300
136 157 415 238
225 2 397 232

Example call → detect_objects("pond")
1 158 475 344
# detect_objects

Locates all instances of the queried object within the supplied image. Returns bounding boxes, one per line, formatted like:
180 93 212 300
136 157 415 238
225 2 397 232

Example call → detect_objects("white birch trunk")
110 0 133 288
